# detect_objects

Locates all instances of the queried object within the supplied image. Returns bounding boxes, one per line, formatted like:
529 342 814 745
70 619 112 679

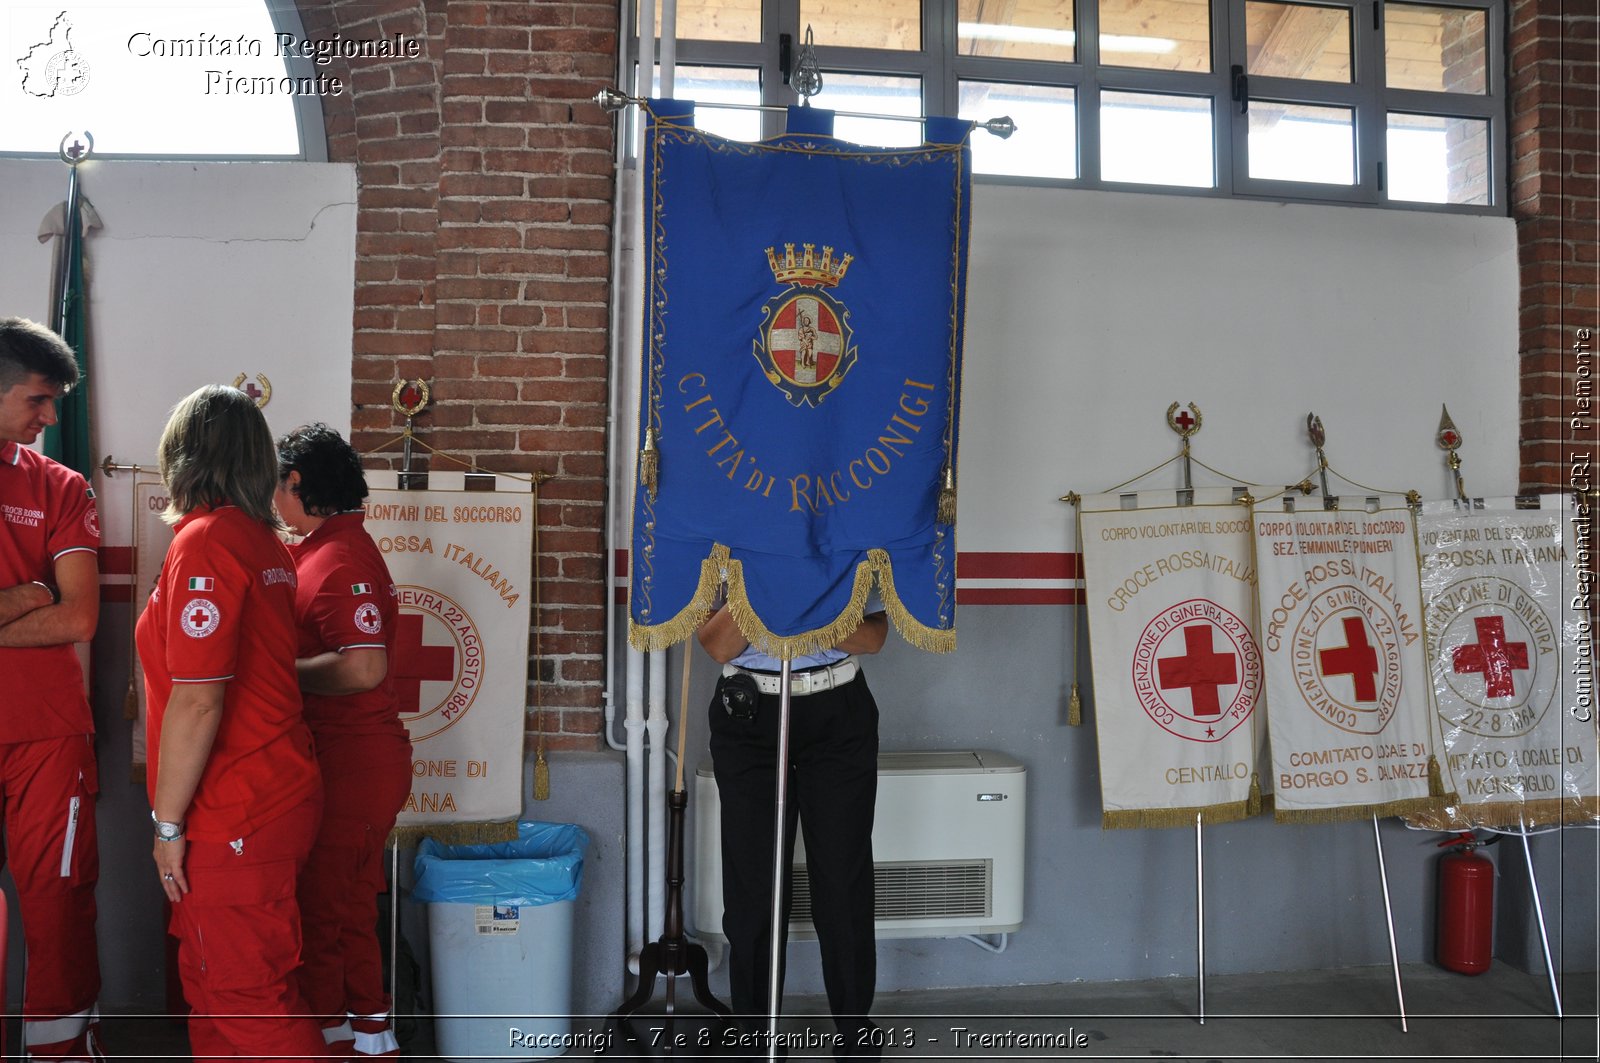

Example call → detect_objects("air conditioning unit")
693 750 1025 940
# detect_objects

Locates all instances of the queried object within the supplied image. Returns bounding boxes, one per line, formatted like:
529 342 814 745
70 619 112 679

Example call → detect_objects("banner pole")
1370 815 1408 1032
766 659 794 1061
1517 820 1564 1018
1194 811 1205 1025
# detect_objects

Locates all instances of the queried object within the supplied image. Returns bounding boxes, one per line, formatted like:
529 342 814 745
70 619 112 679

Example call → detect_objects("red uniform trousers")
0 735 104 1061
296 734 410 1057
171 793 327 1062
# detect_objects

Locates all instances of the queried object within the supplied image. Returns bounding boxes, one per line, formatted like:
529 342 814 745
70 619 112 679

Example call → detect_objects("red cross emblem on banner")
392 612 456 713
1320 617 1380 702
1158 624 1237 717
1452 615 1529 699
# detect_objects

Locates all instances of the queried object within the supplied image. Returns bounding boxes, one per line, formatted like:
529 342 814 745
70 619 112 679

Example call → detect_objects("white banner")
1080 490 1270 827
1253 496 1447 822
1409 496 1600 829
365 473 534 828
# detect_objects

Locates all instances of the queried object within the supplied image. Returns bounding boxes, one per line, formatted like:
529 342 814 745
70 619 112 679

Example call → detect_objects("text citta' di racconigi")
126 31 423 96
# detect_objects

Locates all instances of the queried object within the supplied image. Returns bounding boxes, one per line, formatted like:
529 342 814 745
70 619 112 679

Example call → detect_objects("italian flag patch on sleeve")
351 582 373 595
188 577 214 591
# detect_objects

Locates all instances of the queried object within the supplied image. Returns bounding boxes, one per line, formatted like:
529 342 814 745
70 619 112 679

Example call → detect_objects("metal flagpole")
766 660 795 1061
1517 818 1564 1017
1195 811 1205 1025
1370 815 1408 1032
594 87 1018 140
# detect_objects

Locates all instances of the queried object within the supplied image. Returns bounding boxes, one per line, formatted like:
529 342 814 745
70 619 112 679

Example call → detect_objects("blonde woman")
135 385 325 1059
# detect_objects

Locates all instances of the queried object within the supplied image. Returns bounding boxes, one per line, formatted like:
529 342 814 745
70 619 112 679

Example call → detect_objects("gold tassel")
638 427 659 501
1428 754 1445 797
1247 773 1262 816
533 749 550 801
1068 682 1082 726
936 465 957 525
124 681 139 721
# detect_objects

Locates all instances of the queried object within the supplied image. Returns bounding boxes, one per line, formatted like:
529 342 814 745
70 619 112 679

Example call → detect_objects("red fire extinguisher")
1436 832 1495 975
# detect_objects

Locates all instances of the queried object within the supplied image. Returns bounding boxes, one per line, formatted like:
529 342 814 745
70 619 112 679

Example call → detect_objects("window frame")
627 0 1506 214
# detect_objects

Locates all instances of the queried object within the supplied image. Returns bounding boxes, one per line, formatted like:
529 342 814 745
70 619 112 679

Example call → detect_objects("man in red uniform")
277 423 411 1058
0 318 106 1061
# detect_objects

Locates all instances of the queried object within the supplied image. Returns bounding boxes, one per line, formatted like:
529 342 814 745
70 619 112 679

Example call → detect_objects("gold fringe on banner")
628 544 957 656
123 682 139 722
130 763 146 786
1275 793 1444 825
1102 795 1271 830
1067 682 1081 727
1404 796 1600 832
1247 773 1262 817
389 821 520 847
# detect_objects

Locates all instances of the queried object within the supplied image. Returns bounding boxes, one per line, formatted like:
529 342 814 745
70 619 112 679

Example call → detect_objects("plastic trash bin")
413 822 590 1061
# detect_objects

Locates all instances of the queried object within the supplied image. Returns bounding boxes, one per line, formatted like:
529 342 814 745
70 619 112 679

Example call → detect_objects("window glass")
801 0 922 50
960 80 1077 178
1386 4 1488 94
652 0 762 42
655 66 764 141
818 72 923 147
1387 112 1490 204
958 0 1074 62
1248 101 1355 183
1099 0 1211 72
1101 91 1214 186
3 0 301 155
1246 2 1352 82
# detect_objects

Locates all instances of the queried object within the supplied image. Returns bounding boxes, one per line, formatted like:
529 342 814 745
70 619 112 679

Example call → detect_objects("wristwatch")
151 810 185 842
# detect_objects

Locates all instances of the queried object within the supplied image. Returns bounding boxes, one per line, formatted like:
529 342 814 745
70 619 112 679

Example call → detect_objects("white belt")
723 657 859 697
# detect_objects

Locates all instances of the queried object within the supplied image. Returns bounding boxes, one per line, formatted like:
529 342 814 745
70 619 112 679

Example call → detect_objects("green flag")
44 169 91 478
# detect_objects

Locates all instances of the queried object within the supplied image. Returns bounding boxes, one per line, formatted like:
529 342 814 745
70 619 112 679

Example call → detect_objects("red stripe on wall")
100 547 134 575
102 586 133 604
957 588 1085 606
958 552 1081 579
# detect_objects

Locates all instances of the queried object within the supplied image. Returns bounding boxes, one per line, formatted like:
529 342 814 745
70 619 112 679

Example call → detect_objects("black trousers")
708 669 879 1048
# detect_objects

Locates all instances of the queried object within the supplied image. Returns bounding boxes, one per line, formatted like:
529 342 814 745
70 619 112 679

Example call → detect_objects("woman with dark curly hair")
137 385 325 1059
276 422 410 1058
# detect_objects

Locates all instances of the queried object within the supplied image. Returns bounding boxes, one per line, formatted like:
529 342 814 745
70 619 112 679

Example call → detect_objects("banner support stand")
766 659 795 1061
1516 821 1564 1018
1195 811 1205 1025
1371 815 1408 1032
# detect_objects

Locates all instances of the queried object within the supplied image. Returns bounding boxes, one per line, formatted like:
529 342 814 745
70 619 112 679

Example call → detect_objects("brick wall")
1510 0 1598 492
295 0 619 751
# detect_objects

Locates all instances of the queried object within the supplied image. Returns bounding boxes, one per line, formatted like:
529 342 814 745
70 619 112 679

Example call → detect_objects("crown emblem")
765 242 853 288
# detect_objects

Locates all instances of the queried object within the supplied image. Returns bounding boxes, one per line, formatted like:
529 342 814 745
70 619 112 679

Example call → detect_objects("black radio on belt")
720 673 761 720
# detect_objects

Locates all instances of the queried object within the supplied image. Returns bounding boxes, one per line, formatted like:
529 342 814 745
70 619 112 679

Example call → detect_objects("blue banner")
629 101 972 658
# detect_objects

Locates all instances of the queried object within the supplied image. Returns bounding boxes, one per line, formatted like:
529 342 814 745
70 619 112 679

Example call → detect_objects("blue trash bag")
412 821 589 907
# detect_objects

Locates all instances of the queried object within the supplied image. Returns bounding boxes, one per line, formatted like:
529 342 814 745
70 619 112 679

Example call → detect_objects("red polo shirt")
288 511 406 742
135 504 319 841
0 440 98 742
